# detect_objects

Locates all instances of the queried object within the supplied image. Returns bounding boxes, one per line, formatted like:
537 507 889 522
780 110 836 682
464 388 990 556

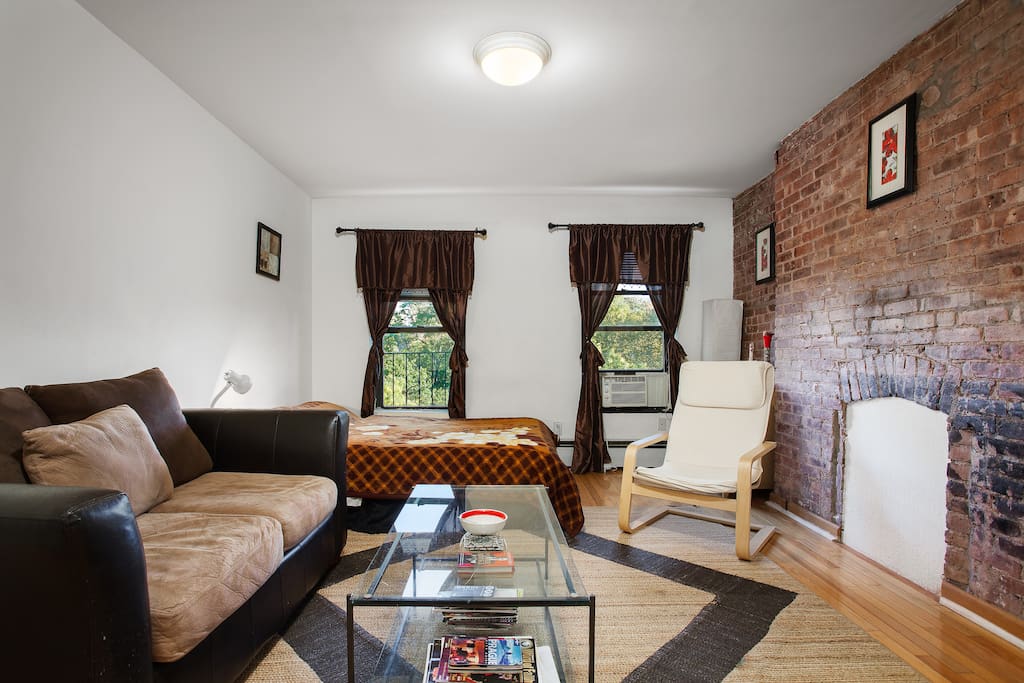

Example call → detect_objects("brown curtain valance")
356 229 475 292
568 224 695 286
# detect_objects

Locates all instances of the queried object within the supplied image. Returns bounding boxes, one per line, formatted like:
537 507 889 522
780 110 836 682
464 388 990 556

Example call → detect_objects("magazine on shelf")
448 635 531 671
437 587 523 627
422 635 537 683
441 584 498 598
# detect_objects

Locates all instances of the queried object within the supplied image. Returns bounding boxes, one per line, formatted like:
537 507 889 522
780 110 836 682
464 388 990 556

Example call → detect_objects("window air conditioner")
601 373 670 408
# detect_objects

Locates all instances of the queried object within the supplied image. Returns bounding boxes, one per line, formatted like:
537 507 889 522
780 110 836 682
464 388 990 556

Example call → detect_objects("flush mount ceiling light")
473 32 551 86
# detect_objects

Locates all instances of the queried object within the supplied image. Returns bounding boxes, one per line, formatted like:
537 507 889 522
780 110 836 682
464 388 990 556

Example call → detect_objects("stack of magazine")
422 635 537 683
436 585 521 629
457 532 515 576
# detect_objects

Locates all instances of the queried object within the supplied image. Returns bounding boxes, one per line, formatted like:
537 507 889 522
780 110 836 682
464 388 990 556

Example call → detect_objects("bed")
297 404 584 537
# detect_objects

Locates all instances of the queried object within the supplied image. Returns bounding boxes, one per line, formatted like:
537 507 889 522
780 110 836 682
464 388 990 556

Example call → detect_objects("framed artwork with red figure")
867 93 917 208
754 223 775 284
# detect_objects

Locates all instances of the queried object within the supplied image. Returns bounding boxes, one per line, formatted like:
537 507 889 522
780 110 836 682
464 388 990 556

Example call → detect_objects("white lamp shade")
474 32 551 86
224 370 252 394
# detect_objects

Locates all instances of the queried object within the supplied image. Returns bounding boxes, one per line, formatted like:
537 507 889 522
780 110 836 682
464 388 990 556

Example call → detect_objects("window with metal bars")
378 289 454 409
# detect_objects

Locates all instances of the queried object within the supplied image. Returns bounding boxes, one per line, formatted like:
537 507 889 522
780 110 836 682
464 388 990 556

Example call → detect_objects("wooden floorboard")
573 471 1024 682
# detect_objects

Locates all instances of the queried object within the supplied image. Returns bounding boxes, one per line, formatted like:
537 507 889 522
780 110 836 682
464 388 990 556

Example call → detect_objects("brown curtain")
355 230 475 416
429 288 469 418
568 224 696 473
359 288 401 417
648 283 688 405
572 283 617 472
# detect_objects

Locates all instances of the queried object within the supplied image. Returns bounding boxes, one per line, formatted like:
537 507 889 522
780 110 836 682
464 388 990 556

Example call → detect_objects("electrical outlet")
552 421 563 440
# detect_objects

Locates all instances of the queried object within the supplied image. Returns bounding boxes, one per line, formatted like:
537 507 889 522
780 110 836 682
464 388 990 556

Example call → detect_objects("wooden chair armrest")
622 431 670 474
737 441 777 490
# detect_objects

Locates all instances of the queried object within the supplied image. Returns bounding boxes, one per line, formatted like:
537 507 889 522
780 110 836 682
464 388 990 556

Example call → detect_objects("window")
592 284 665 371
379 290 454 409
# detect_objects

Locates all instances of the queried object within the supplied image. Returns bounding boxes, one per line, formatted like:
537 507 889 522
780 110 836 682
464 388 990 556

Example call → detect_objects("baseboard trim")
940 582 1024 650
765 495 840 541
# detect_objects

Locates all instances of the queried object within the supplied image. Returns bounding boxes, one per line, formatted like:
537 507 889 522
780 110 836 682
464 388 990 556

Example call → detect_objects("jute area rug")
240 507 923 682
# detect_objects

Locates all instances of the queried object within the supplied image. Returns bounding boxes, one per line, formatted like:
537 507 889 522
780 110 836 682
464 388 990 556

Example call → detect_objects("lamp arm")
210 384 230 408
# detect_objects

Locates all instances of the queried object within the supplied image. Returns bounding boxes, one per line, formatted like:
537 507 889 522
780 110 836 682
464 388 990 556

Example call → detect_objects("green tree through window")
380 291 453 408
592 285 664 371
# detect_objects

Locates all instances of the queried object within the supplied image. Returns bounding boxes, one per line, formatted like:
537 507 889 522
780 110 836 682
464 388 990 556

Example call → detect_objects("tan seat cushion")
22 405 174 516
150 471 337 550
137 511 283 663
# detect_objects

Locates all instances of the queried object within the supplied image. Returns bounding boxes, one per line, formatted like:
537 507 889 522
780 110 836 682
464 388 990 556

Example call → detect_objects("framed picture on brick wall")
867 93 917 208
754 223 775 284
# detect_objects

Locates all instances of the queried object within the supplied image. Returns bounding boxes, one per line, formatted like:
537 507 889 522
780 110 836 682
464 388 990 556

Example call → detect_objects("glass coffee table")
347 484 595 682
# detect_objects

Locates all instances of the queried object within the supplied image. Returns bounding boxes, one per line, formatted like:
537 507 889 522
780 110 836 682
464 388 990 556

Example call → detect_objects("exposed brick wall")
734 0 1024 617
733 175 776 360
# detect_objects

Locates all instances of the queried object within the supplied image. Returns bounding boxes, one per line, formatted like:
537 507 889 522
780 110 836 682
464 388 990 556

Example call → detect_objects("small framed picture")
256 222 281 280
755 223 775 284
867 93 917 208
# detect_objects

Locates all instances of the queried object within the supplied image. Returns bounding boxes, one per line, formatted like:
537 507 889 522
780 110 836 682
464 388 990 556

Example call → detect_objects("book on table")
457 550 515 576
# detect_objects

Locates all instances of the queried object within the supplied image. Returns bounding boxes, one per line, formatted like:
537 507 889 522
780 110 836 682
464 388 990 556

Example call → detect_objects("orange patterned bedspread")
345 414 584 537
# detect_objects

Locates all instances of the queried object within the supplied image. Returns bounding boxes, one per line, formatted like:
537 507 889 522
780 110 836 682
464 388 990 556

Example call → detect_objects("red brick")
986 324 1024 342
936 327 983 343
959 307 1010 325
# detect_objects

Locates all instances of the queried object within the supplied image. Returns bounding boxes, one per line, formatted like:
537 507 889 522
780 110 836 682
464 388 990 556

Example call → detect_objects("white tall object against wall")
701 299 743 361
843 397 948 593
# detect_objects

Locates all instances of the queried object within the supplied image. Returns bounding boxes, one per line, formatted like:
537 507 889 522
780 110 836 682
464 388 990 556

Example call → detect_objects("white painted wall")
311 193 733 449
0 1 312 408
843 397 948 593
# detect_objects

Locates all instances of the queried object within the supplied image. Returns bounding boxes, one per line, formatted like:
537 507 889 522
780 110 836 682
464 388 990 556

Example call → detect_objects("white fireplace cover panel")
843 396 947 593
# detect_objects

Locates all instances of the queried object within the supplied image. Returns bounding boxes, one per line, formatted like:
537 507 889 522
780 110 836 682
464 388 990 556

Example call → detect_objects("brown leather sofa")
0 369 349 682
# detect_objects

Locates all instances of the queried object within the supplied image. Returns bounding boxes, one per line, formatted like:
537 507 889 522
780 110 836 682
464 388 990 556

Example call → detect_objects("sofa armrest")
0 483 153 682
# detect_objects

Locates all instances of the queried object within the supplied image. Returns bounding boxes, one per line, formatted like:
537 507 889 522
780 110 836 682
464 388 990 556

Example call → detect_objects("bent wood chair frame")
618 431 777 560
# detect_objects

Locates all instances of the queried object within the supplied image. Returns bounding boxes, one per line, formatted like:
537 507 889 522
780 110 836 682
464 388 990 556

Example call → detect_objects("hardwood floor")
574 471 1024 682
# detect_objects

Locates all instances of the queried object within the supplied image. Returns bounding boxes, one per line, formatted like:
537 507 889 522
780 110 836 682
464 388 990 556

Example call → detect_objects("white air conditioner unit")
601 373 670 408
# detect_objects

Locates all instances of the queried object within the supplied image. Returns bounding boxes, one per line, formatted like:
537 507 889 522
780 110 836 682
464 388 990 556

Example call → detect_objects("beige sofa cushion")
150 471 337 550
22 405 174 516
137 511 283 663
25 367 213 486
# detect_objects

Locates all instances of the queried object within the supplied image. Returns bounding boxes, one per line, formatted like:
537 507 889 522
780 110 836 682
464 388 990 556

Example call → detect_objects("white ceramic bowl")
459 508 508 536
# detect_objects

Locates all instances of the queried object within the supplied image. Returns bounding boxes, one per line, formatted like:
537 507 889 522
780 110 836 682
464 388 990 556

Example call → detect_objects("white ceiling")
77 0 959 198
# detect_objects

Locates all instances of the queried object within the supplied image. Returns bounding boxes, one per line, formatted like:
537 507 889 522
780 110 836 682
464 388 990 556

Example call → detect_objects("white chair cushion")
634 460 763 495
664 361 774 471
677 361 772 410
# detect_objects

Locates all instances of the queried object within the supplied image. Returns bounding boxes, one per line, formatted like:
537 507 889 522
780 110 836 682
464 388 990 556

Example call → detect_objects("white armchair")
618 361 777 560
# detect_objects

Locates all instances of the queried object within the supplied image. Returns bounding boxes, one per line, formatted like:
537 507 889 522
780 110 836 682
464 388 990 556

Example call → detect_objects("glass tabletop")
353 484 587 604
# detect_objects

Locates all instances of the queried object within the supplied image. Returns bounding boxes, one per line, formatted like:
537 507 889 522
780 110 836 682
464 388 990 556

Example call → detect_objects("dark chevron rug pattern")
241 509 923 682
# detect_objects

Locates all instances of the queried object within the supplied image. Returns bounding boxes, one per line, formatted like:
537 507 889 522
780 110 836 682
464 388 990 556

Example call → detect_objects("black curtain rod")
547 222 704 232
335 227 487 237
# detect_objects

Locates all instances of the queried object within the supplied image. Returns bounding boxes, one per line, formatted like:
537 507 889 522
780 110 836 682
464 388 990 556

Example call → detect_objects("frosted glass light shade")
474 32 551 86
